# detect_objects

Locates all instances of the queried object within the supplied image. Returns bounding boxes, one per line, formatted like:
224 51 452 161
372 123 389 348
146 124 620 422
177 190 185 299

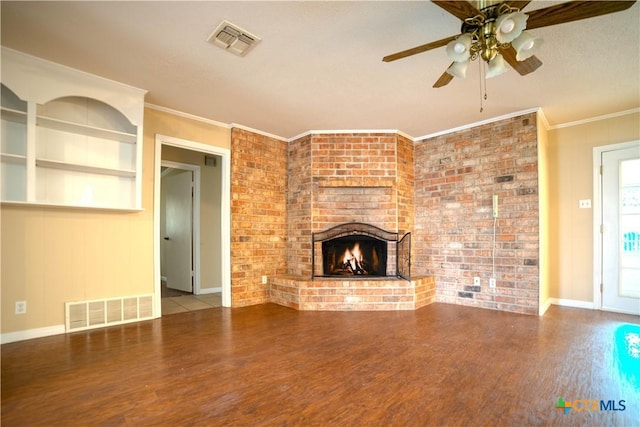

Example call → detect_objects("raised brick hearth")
270 275 435 311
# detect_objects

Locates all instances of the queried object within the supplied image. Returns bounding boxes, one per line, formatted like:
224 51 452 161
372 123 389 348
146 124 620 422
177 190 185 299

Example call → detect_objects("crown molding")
287 129 411 142
145 103 638 144
537 109 550 131
546 108 640 130
415 108 541 141
230 123 288 142
145 103 230 129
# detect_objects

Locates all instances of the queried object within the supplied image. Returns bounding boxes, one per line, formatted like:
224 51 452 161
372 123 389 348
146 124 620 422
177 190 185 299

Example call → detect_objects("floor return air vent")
65 295 154 332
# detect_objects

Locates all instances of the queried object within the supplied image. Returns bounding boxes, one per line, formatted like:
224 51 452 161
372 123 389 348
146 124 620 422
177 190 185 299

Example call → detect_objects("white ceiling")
1 1 638 139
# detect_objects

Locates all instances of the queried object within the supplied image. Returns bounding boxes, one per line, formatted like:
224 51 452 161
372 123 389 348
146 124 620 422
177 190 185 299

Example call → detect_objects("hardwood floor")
2 303 639 426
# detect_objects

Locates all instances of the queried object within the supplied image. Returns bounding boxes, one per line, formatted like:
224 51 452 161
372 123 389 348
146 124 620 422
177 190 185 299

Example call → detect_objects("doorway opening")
154 134 231 317
160 162 223 314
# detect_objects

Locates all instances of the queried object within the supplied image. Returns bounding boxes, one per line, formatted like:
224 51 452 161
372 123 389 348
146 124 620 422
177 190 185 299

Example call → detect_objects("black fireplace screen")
312 223 411 280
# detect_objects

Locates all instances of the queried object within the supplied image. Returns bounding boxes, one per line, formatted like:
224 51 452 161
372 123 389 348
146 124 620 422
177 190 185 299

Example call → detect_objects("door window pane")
620 159 640 298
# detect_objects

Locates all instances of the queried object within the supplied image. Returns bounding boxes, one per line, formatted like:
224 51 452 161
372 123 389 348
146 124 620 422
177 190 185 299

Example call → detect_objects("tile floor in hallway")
161 293 222 315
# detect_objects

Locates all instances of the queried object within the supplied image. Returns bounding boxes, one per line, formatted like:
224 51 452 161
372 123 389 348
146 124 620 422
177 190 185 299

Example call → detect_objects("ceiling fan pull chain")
479 60 485 113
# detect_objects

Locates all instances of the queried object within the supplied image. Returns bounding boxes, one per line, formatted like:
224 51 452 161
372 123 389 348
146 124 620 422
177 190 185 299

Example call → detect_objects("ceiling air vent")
208 20 261 57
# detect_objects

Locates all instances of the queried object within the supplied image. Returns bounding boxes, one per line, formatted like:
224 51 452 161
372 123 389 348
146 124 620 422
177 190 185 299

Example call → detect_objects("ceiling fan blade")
431 1 481 21
501 46 542 76
433 68 454 88
383 35 457 62
525 1 636 30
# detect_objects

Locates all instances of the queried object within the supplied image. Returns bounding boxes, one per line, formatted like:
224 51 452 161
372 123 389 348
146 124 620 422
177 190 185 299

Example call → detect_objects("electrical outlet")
579 199 591 209
15 301 27 314
489 278 496 288
261 275 268 285
474 277 481 286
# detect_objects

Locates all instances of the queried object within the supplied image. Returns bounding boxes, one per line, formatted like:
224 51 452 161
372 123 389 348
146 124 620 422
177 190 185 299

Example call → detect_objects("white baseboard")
539 299 552 316
198 287 222 295
1 324 66 344
549 298 595 310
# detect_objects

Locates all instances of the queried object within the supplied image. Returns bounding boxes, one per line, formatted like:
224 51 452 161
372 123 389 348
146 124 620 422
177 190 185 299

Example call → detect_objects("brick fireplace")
268 132 435 311
232 112 540 315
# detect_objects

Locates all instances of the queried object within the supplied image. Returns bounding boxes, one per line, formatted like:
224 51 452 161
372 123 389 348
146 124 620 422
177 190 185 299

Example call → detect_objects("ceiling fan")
383 1 637 88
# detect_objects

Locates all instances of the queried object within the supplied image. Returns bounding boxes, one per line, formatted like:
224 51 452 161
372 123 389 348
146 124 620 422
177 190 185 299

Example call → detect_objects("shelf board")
1 199 143 212
36 158 136 178
1 107 28 124
1 153 27 164
36 115 137 144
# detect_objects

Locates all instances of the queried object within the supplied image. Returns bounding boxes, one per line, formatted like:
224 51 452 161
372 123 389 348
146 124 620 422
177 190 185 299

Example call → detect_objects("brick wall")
234 116 540 315
287 135 313 277
231 128 288 306
397 134 415 236
413 113 540 315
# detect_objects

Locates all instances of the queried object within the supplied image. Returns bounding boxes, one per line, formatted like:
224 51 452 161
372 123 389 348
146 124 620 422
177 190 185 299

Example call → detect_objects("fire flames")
340 243 367 275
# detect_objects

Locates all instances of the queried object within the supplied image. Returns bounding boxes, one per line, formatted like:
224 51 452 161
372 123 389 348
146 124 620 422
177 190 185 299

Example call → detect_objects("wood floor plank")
2 303 639 425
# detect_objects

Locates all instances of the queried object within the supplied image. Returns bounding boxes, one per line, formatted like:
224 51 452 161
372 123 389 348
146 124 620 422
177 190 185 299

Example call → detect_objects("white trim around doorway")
592 140 640 311
154 134 232 318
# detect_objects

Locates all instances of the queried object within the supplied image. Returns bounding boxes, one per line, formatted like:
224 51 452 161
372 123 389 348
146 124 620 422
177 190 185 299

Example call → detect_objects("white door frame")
161 160 199 294
154 134 232 317
592 140 640 310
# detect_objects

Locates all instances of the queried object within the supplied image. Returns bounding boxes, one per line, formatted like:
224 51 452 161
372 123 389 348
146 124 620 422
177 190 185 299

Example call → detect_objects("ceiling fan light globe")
446 59 470 79
446 34 472 62
513 31 543 61
522 39 535 51
495 12 528 43
500 19 515 34
486 54 509 78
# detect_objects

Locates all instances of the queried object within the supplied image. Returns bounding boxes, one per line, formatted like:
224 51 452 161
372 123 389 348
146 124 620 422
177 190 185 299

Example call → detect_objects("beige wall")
1 106 229 336
1 146 154 336
548 111 640 303
537 114 550 313
145 108 230 150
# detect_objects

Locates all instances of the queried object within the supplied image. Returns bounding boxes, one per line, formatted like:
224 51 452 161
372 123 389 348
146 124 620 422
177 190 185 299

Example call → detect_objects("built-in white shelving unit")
1 47 147 210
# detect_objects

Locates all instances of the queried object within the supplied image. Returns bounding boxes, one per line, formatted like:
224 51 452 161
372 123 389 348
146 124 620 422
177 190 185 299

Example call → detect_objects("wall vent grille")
65 294 154 332
207 20 261 57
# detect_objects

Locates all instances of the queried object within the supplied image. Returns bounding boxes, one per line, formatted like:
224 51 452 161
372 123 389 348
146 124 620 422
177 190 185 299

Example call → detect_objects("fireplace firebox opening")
312 222 411 280
322 236 387 276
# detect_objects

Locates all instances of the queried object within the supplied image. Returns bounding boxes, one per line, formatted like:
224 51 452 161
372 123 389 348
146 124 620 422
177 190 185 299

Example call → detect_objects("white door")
163 169 193 293
601 145 640 314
